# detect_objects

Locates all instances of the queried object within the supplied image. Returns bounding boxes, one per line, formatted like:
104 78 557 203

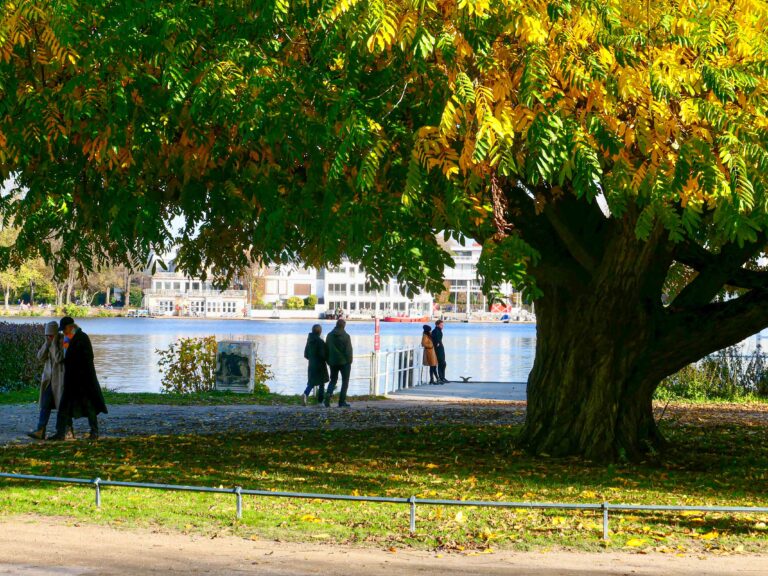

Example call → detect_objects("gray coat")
37 334 65 409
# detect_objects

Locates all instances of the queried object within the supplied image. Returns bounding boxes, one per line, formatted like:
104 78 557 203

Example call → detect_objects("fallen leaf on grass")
625 538 649 547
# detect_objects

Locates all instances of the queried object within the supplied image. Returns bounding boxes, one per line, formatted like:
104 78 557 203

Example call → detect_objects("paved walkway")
392 381 527 401
1 400 527 446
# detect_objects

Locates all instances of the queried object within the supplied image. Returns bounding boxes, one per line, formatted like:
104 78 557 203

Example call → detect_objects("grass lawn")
0 388 384 406
1 417 767 553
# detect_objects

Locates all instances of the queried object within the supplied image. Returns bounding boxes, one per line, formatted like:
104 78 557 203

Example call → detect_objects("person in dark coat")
324 319 353 408
49 317 108 441
302 324 329 405
431 320 448 383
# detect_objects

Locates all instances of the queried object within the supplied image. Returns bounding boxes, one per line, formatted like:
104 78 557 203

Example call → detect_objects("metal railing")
373 347 421 395
2 472 766 540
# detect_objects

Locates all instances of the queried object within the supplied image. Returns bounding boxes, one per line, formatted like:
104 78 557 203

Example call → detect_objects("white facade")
441 237 518 312
143 271 248 318
262 266 318 306
322 261 433 318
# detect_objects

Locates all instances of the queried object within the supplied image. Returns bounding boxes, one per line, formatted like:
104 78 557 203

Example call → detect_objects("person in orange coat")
421 325 439 385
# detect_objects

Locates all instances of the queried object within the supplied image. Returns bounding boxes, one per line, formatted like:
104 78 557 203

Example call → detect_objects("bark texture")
504 183 768 461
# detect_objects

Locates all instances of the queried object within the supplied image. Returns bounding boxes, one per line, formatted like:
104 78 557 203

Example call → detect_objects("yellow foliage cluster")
319 0 768 222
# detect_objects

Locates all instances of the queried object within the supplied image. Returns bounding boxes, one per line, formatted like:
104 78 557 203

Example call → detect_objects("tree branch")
651 288 768 381
672 238 767 308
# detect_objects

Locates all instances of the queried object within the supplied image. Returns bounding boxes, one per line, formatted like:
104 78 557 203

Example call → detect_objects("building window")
294 283 311 296
192 282 200 291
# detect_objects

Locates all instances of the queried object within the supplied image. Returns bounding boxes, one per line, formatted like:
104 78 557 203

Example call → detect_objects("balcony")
144 289 247 298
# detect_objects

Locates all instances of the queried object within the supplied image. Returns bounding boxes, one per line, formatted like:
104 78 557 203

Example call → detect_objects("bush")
656 345 768 401
157 336 273 395
157 336 218 394
304 294 318 308
54 304 90 318
0 322 44 392
285 296 304 310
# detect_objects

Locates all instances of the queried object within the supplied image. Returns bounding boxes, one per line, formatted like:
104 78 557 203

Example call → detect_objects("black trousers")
327 364 352 405
436 351 447 381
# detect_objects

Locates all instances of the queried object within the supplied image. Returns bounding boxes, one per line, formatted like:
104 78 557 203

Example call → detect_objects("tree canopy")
3 0 768 459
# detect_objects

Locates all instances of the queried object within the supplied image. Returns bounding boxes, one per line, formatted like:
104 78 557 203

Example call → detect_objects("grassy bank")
0 388 384 406
1 417 767 553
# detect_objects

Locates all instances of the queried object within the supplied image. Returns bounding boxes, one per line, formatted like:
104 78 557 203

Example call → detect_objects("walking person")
324 319 353 408
432 319 448 383
301 324 329 405
421 324 439 385
48 317 108 441
26 321 66 439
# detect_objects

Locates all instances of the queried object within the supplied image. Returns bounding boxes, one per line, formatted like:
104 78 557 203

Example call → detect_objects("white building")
440 237 519 313
143 265 248 318
262 266 318 306
321 262 433 318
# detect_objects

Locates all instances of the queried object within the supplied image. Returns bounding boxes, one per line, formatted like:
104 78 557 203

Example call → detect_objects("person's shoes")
26 429 45 440
440 378 449 384
338 402 351 408
301 393 308 406
323 399 331 408
47 433 66 441
66 426 76 440
88 430 99 441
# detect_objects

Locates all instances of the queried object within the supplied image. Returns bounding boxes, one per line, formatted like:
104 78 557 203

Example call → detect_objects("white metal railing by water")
340 347 423 396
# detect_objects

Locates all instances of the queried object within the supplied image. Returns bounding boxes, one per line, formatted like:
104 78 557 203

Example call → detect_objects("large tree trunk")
520 219 670 461
502 184 768 462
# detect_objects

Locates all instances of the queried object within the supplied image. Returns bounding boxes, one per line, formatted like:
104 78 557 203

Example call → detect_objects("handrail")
2 472 766 540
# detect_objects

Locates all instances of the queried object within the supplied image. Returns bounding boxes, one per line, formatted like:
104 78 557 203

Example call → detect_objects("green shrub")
656 345 768 401
157 336 218 394
54 304 90 317
0 322 44 392
304 294 318 308
285 296 304 310
156 336 273 395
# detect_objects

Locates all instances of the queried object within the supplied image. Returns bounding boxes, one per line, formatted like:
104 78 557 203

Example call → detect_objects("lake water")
4 318 537 395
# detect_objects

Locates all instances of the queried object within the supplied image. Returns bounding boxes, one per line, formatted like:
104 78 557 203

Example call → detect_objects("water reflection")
7 317 536 395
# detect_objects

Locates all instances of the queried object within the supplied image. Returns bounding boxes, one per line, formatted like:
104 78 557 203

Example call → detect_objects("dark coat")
431 327 446 363
61 328 108 418
304 332 329 387
325 327 353 367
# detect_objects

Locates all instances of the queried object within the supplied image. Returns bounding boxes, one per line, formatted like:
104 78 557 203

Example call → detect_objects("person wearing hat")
49 317 108 441
421 324 439 385
431 319 448 383
26 321 66 440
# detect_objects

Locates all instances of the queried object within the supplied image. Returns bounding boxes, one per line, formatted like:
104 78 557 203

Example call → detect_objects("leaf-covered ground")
1 403 767 554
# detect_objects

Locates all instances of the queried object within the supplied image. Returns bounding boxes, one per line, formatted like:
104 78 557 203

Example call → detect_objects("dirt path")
0 516 765 576
1 400 527 446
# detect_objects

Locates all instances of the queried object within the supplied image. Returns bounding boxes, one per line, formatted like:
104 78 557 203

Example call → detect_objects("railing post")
409 495 417 533
93 477 101 508
602 502 609 540
235 486 243 519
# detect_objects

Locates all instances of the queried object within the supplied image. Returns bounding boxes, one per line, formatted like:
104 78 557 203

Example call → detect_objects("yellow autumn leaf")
625 538 649 547
699 531 718 540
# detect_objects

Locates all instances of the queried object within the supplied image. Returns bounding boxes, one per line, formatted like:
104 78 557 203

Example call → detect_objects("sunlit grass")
2 421 767 552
